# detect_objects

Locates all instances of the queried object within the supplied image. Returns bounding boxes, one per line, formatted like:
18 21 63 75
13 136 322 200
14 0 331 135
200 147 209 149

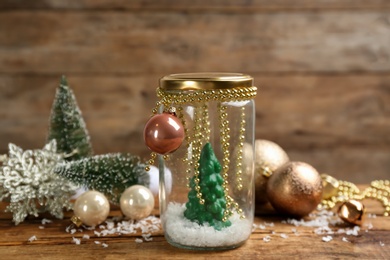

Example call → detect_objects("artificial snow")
322 236 333 242
41 218 52 225
72 237 81 245
280 233 288 239
263 236 271 243
28 235 37 242
164 203 252 248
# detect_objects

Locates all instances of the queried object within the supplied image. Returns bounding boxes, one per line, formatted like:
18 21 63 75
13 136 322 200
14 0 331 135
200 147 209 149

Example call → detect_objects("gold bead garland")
156 87 257 105
235 106 246 191
319 175 390 217
192 104 206 204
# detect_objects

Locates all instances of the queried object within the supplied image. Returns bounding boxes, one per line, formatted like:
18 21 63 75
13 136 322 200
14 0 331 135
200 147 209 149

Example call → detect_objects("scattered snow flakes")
315 226 334 235
142 233 153 242
264 222 274 227
65 225 71 233
263 236 271 243
364 223 373 232
342 237 349 243
345 226 360 236
291 228 299 236
28 235 37 242
38 226 45 229
41 218 53 225
322 236 333 242
66 216 161 246
280 233 288 239
252 223 266 231
379 241 385 247
72 237 81 245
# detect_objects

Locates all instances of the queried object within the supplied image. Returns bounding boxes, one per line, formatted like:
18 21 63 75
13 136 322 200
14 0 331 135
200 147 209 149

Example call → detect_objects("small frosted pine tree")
47 76 93 161
54 153 150 205
184 143 231 230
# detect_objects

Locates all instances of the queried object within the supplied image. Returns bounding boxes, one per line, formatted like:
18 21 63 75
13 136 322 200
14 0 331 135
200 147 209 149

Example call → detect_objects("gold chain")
192 104 205 204
320 175 390 216
235 106 246 191
157 86 257 105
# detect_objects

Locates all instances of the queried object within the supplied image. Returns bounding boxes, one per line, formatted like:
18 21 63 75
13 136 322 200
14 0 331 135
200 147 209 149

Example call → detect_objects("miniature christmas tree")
184 143 231 230
47 76 93 161
0 140 77 225
54 153 150 205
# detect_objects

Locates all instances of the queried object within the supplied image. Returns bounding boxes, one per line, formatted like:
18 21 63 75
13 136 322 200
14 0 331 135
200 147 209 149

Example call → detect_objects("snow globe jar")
144 73 257 250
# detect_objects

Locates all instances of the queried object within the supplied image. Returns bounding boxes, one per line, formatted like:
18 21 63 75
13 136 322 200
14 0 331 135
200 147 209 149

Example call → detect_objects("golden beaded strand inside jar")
235 106 246 191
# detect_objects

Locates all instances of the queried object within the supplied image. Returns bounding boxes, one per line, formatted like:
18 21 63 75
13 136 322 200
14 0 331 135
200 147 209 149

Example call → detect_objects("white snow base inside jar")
163 202 251 249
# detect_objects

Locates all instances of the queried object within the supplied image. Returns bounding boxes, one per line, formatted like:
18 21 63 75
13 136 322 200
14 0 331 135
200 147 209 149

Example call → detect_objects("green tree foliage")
54 153 150 205
47 76 93 161
184 143 231 230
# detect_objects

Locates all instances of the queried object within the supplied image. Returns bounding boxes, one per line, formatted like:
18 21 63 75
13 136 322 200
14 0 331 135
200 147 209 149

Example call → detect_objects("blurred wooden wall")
0 1 390 183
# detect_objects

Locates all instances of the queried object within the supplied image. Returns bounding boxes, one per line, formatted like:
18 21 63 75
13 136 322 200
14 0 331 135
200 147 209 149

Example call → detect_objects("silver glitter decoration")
0 140 77 225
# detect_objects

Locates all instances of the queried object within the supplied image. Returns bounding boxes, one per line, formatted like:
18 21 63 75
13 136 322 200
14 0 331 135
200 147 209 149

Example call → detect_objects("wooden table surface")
0 190 389 260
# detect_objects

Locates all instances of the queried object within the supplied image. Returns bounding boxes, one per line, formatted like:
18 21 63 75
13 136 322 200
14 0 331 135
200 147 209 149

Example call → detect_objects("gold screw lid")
160 72 254 90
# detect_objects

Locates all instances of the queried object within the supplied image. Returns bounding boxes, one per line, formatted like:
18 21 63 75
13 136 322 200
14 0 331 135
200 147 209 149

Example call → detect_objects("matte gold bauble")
120 185 155 220
266 161 323 217
72 190 110 227
254 140 289 205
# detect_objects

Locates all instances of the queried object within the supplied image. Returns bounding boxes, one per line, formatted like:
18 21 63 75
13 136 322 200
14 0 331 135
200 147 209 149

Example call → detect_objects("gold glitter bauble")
254 140 289 205
266 161 323 217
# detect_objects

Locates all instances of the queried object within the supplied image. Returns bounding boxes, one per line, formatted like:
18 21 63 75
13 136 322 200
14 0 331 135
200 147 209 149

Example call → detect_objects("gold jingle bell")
337 200 365 226
321 174 339 200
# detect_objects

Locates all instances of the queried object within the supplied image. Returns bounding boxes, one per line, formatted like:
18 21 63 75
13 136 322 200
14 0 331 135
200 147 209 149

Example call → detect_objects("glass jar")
146 73 256 250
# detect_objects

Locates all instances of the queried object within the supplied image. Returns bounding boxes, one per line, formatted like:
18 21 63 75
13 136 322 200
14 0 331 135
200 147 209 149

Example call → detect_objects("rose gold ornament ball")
143 113 185 155
266 161 323 217
255 140 289 205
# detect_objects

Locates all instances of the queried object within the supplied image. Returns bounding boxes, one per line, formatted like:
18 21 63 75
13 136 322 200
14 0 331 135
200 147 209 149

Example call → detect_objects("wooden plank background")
0 1 390 183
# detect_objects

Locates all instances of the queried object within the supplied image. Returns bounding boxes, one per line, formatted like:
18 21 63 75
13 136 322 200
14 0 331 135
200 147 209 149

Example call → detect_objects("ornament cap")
160 72 253 90
71 215 83 227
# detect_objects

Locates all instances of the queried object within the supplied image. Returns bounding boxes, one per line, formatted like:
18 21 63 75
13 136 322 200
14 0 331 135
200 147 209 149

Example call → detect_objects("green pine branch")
47 75 93 161
54 153 150 205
